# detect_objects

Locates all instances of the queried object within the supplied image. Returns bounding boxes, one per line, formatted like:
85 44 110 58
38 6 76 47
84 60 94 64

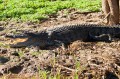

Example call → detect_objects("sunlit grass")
0 0 101 21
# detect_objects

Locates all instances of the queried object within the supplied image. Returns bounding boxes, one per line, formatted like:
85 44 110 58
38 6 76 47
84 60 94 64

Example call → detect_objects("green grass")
0 0 101 21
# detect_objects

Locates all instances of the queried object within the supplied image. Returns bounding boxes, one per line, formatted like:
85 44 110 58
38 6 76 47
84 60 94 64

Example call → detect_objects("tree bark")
102 0 119 25
102 0 110 15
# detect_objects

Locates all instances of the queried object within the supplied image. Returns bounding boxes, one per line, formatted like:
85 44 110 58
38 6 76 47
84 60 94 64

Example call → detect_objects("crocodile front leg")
53 40 69 48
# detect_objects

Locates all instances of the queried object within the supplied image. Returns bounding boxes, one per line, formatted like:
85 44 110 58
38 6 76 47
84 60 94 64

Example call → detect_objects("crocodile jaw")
10 39 52 48
10 41 47 48
10 41 33 48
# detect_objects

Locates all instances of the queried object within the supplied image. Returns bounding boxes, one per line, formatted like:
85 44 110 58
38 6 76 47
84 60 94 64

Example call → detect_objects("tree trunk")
102 0 119 25
102 0 110 15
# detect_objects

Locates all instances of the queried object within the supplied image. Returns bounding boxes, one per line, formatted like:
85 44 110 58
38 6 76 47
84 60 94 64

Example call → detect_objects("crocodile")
6 24 120 48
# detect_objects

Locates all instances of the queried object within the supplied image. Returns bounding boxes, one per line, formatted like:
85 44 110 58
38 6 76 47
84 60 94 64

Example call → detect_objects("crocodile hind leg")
89 34 112 42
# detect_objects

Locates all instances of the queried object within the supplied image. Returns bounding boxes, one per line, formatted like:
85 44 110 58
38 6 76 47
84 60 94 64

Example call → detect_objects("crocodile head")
8 32 54 48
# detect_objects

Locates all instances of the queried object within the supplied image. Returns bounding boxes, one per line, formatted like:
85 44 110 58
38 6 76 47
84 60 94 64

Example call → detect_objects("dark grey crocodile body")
6 24 120 48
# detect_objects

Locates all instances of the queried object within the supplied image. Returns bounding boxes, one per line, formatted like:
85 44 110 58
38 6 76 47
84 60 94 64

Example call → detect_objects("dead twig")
55 63 78 73
98 12 110 24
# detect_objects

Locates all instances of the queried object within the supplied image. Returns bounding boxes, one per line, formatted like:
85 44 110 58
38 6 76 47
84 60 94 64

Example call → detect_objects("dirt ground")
0 9 120 79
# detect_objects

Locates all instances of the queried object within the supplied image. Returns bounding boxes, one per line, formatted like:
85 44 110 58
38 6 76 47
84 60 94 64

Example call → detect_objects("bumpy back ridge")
47 24 120 32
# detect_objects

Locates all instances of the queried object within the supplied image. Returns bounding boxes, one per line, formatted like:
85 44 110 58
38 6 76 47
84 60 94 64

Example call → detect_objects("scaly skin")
6 24 120 48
